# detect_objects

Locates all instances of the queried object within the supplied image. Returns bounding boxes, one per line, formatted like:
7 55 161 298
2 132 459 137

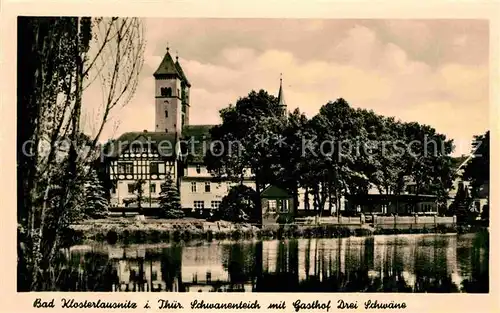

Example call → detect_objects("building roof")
261 185 290 198
104 131 177 159
181 124 215 163
182 124 213 138
105 125 216 163
153 49 182 78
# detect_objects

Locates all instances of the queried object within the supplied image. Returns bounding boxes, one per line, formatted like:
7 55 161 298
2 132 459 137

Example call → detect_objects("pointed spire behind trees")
277 73 287 113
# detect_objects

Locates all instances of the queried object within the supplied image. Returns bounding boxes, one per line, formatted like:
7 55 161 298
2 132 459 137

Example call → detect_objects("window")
150 183 156 193
196 165 201 174
177 89 180 97
205 182 211 193
165 110 168 118
194 201 204 209
165 128 168 133
118 162 133 174
128 184 135 194
211 201 221 210
149 162 159 174
280 200 289 213
268 200 277 212
160 87 172 97
191 182 197 192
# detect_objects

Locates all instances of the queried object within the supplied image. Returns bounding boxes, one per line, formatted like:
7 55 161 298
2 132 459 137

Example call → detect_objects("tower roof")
277 73 286 108
154 48 182 78
175 57 191 87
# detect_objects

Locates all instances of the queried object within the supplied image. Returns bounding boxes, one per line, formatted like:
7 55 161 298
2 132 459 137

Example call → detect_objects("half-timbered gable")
106 131 180 208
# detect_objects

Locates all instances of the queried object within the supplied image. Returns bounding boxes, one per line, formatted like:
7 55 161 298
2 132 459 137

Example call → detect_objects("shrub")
158 174 185 219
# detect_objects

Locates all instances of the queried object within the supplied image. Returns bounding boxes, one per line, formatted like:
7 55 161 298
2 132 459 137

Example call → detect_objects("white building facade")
179 163 255 212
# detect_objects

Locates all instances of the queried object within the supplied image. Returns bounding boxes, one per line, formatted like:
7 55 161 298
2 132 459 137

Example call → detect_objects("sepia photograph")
16 17 489 294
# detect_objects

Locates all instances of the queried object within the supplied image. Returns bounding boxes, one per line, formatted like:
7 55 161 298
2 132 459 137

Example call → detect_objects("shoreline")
65 217 486 246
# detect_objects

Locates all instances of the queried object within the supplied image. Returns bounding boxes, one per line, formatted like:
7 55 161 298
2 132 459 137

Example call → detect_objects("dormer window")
196 165 201 174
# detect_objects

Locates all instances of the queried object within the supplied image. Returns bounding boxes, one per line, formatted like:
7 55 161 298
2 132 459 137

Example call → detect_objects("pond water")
58 232 488 292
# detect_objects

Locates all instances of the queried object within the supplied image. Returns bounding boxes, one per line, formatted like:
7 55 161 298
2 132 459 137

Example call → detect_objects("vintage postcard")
1 0 498 312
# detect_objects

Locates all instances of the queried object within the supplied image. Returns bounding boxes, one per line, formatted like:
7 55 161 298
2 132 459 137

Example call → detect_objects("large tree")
462 131 489 221
205 92 457 218
462 131 489 197
218 185 258 222
401 122 455 207
205 90 286 223
275 108 311 213
307 98 366 216
17 17 144 291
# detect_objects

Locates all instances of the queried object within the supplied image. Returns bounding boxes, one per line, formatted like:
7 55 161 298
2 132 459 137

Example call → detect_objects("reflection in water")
57 233 488 293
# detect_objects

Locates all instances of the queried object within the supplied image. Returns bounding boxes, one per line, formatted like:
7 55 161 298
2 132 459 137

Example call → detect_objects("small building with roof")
260 185 295 225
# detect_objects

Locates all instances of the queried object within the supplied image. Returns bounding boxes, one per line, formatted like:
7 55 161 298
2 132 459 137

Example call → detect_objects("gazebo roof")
260 185 290 198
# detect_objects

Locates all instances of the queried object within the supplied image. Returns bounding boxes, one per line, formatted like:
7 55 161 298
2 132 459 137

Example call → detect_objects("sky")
84 18 489 156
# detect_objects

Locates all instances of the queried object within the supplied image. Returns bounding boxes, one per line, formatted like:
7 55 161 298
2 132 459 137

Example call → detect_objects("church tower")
277 73 287 114
153 47 191 134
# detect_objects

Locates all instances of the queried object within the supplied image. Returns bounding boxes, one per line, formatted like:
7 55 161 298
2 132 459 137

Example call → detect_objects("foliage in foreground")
217 184 259 222
17 17 144 291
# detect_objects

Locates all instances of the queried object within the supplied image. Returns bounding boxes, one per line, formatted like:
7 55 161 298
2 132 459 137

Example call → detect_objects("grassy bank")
64 217 467 245
67 218 258 245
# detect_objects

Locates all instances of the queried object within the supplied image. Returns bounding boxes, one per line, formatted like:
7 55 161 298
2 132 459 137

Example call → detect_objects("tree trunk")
255 174 262 226
313 184 319 213
304 187 309 211
292 182 299 218
328 170 333 216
